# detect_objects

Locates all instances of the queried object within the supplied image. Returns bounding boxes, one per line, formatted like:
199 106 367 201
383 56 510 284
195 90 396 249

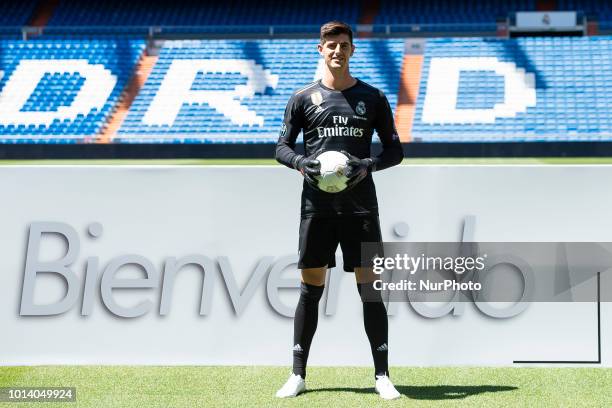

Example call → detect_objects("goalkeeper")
274 21 404 400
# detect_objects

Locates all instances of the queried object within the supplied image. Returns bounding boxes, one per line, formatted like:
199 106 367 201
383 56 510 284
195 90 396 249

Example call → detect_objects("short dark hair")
320 21 353 44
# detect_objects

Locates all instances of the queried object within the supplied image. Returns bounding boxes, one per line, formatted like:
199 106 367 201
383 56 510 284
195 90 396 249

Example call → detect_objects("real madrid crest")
310 91 323 106
356 101 366 116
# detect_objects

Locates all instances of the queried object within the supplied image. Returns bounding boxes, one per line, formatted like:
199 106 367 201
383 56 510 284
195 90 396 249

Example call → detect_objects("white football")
315 150 349 193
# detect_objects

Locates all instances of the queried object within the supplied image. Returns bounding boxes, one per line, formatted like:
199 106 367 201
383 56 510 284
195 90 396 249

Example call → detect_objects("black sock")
357 282 389 378
292 282 324 379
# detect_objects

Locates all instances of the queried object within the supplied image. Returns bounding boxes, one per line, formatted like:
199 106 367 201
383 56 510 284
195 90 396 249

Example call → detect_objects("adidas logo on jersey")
292 344 304 352
376 343 388 352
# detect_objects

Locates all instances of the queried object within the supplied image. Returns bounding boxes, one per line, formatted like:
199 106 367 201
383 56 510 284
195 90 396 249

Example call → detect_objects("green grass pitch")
1 366 610 407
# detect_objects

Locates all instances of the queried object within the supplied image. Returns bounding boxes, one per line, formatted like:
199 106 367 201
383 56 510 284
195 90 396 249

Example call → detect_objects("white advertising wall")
1 165 610 366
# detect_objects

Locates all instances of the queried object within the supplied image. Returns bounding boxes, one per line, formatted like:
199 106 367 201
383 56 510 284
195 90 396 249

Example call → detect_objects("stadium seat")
47 0 358 28
375 0 537 31
0 39 145 143
116 39 404 143
1 34 610 144
411 36 612 142
0 1 37 26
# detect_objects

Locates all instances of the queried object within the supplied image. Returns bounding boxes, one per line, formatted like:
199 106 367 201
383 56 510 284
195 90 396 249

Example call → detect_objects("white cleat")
375 375 401 400
275 373 306 398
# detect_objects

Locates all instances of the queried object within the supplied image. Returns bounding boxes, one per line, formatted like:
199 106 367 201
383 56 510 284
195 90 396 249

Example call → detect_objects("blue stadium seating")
47 0 359 27
375 0 537 31
116 39 404 143
412 36 612 142
43 0 612 30
0 39 145 143
117 36 612 144
0 35 610 144
559 0 612 29
0 1 36 26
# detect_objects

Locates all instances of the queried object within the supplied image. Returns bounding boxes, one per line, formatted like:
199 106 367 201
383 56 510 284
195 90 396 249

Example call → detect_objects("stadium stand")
0 1 37 26
411 36 612 141
0 0 38 38
110 36 611 143
559 0 612 30
0 0 610 148
115 39 404 143
375 0 537 31
0 39 145 143
1 35 610 144
40 0 612 31
46 0 359 27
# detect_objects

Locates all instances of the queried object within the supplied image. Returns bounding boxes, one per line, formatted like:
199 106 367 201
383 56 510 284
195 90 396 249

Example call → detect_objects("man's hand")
341 151 373 189
294 155 321 186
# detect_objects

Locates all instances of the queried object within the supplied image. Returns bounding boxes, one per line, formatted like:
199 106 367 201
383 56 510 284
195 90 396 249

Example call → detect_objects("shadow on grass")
305 385 518 400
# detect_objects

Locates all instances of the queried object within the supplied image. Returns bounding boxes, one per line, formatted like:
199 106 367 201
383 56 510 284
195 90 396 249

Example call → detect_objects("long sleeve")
275 92 304 170
371 92 404 171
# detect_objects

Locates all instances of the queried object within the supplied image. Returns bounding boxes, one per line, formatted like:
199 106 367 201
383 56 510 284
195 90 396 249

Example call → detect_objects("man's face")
318 33 354 70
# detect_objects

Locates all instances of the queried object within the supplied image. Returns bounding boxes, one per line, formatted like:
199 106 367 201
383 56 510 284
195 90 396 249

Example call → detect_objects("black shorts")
298 215 382 272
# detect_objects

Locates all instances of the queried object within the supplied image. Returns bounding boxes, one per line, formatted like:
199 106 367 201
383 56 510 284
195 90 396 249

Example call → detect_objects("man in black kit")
274 21 404 399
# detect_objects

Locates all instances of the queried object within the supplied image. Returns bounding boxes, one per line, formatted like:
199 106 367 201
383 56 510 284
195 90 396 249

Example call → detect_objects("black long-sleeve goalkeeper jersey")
275 79 403 218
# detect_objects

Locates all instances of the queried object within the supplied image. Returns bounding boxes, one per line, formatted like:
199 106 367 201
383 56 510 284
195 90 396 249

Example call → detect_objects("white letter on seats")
422 57 536 124
0 59 116 126
143 59 279 127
